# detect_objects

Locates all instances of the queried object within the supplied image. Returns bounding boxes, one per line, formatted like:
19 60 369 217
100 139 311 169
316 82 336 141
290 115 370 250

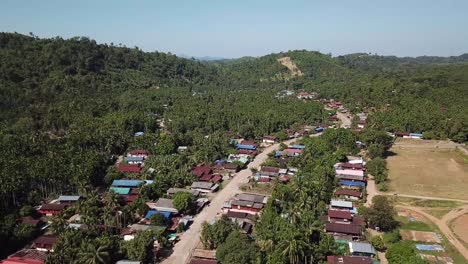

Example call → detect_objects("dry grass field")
387 139 468 200
452 214 468 246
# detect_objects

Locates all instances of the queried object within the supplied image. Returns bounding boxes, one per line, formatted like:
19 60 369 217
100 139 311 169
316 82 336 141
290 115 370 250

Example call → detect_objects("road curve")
397 205 468 261
162 134 321 264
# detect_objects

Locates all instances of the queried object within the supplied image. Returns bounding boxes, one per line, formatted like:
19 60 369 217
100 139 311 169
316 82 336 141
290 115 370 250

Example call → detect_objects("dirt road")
336 112 351 128
397 205 468 261
162 135 321 264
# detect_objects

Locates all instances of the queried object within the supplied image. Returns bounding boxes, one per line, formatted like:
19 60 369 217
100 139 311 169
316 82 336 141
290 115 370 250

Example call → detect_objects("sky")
1 0 467 58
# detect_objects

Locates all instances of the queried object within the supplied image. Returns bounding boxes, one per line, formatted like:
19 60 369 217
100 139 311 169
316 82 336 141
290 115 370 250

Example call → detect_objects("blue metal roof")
340 180 366 187
410 133 423 137
236 144 257 150
111 179 144 187
145 210 171 219
315 127 324 132
290 144 305 149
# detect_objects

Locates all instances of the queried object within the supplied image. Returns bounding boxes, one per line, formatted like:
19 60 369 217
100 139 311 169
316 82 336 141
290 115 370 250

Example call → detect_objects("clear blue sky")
1 0 467 58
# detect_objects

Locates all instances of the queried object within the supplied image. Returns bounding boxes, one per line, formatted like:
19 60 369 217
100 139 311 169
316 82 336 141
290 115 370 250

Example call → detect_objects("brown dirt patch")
398 208 429 223
387 140 468 200
277 57 303 76
400 229 441 243
452 214 468 245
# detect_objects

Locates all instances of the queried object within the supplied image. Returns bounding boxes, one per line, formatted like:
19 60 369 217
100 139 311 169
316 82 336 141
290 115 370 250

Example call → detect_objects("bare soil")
452 214 468 245
277 57 303 76
387 140 468 200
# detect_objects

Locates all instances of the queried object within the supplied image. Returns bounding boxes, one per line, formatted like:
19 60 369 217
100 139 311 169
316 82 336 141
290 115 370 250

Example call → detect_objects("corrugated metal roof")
109 187 131 195
349 242 375 254
57 195 81 201
340 180 366 187
111 179 143 187
331 200 353 208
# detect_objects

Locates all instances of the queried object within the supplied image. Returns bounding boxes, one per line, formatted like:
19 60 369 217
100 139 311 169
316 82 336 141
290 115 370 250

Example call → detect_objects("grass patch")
412 199 462 208
423 208 451 219
400 221 433 232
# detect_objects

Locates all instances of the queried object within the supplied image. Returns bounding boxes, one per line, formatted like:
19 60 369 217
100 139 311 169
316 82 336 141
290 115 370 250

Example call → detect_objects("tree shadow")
384 150 397 158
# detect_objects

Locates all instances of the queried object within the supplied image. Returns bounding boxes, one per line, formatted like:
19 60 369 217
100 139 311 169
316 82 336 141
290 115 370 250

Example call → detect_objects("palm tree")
75 242 110 264
278 236 309 264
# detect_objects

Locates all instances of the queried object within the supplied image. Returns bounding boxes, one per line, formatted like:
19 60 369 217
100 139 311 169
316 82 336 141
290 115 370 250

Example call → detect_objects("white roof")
348 159 364 164
331 200 353 208
349 241 376 254
336 169 364 177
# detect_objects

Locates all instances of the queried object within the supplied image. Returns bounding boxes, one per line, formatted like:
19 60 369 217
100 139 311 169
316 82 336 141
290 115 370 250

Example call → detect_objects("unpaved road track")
397 205 468 261
162 134 321 264
336 112 351 128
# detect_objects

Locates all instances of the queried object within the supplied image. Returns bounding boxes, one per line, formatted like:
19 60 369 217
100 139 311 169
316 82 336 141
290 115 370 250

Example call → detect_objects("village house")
117 163 143 173
192 165 213 179
297 91 314 100
348 241 376 258
177 146 188 153
189 249 218 264
335 169 365 182
282 148 302 157
340 180 366 189
0 249 48 264
236 149 258 156
262 135 277 144
327 256 372 264
224 193 268 215
327 210 353 224
330 200 353 211
335 189 362 201
20 216 45 229
225 211 255 234
148 198 179 214
127 149 149 158
57 195 81 204
167 188 200 197
124 156 144 165
32 235 58 252
325 222 363 240
191 181 219 193
38 203 67 216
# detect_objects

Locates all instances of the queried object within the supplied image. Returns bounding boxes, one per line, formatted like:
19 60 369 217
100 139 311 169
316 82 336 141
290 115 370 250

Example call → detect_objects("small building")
192 166 213 179
327 256 372 264
335 169 365 181
151 198 178 214
410 133 423 139
340 180 366 188
20 216 45 229
109 187 132 195
237 149 258 156
124 156 145 164
191 182 219 193
111 179 144 188
177 146 188 153
282 148 302 157
290 144 305 150
262 136 277 144
259 166 281 177
57 195 81 204
127 149 148 158
328 210 352 223
236 144 257 150
348 241 376 257
117 164 143 173
0 249 48 264
167 188 200 197
335 189 362 200
330 200 353 211
226 193 268 215
38 204 67 216
32 235 58 252
116 260 143 264
325 223 362 240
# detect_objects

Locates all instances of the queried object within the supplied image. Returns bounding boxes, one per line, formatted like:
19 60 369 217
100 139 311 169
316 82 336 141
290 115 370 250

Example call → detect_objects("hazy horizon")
1 0 468 58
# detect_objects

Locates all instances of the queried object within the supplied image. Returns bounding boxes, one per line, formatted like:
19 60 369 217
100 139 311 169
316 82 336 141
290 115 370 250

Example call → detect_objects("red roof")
32 235 57 248
117 164 143 173
335 189 362 198
395 132 410 136
325 223 362 235
121 194 139 204
327 256 372 264
128 149 148 156
258 177 272 183
1 249 47 264
328 210 352 220
211 175 222 183
341 163 364 170
199 174 214 182
192 166 212 178
240 140 256 146
263 135 277 140
39 203 67 211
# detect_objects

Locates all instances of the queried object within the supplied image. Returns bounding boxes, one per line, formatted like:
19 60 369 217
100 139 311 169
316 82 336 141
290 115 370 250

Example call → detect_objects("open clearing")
452 214 468 246
400 229 441 243
387 139 468 200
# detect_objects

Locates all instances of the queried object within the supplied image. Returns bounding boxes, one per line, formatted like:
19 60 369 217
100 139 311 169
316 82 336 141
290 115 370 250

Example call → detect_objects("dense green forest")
0 32 467 261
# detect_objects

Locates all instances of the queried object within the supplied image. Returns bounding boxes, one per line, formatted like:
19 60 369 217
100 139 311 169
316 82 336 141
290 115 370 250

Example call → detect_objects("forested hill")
0 32 220 125
336 53 468 72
